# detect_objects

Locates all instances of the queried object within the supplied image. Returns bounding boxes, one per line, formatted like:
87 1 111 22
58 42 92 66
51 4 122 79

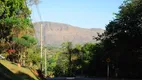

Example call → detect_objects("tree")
0 0 38 67
97 0 142 78
54 52 69 77
26 47 40 67
0 0 31 41
12 34 37 65
61 42 74 76
79 43 96 76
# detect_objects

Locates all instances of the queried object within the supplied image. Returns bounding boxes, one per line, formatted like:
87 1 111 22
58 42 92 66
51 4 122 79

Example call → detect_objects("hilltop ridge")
33 22 104 46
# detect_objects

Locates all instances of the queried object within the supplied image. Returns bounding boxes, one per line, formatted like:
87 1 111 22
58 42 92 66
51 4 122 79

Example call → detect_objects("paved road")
47 77 142 80
47 77 105 80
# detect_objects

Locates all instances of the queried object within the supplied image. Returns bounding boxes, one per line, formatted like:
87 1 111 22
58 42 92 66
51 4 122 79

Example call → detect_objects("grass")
0 60 39 80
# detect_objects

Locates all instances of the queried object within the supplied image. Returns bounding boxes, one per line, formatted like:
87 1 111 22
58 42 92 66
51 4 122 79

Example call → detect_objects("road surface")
47 77 142 80
47 77 104 80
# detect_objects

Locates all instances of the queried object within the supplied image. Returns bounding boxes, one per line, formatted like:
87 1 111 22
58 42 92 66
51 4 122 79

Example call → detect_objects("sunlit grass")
0 60 39 80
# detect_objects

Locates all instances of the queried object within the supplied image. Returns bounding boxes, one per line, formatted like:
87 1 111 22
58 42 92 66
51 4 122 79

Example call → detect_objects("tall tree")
61 42 73 76
97 0 142 78
0 0 37 65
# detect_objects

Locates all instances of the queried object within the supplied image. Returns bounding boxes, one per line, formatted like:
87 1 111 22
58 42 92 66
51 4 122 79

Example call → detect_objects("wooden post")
107 62 109 79
40 23 43 71
44 49 47 77
106 58 110 79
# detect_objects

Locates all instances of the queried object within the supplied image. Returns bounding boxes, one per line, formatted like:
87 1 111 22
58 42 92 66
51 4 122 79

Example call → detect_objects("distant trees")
53 42 97 77
48 0 142 78
61 42 75 76
1 0 142 78
40 0 142 78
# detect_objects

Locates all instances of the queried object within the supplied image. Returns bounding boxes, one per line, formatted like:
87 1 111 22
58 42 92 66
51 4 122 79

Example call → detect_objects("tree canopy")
95 0 142 78
0 0 38 66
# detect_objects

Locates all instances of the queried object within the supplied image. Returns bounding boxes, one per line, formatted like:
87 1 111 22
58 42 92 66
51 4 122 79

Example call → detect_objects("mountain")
33 22 104 46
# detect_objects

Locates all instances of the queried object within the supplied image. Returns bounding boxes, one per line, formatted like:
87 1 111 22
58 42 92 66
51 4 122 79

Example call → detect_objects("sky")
30 0 124 29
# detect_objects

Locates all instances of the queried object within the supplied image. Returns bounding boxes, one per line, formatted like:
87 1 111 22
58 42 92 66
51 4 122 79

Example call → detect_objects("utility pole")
106 58 110 79
44 49 47 77
35 4 43 71
40 22 43 71
107 62 110 78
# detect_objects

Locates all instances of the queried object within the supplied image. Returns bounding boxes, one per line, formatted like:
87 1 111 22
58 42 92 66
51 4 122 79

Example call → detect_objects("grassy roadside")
0 60 39 80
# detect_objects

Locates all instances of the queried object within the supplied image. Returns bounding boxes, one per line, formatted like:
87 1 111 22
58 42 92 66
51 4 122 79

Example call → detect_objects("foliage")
0 0 38 68
95 0 142 78
0 0 31 19
54 52 69 77
61 42 73 76
53 0 142 78
53 42 97 77
26 47 40 67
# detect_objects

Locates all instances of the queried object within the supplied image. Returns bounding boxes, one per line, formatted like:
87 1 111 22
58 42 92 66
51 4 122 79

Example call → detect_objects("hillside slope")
34 22 104 46
0 60 39 80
